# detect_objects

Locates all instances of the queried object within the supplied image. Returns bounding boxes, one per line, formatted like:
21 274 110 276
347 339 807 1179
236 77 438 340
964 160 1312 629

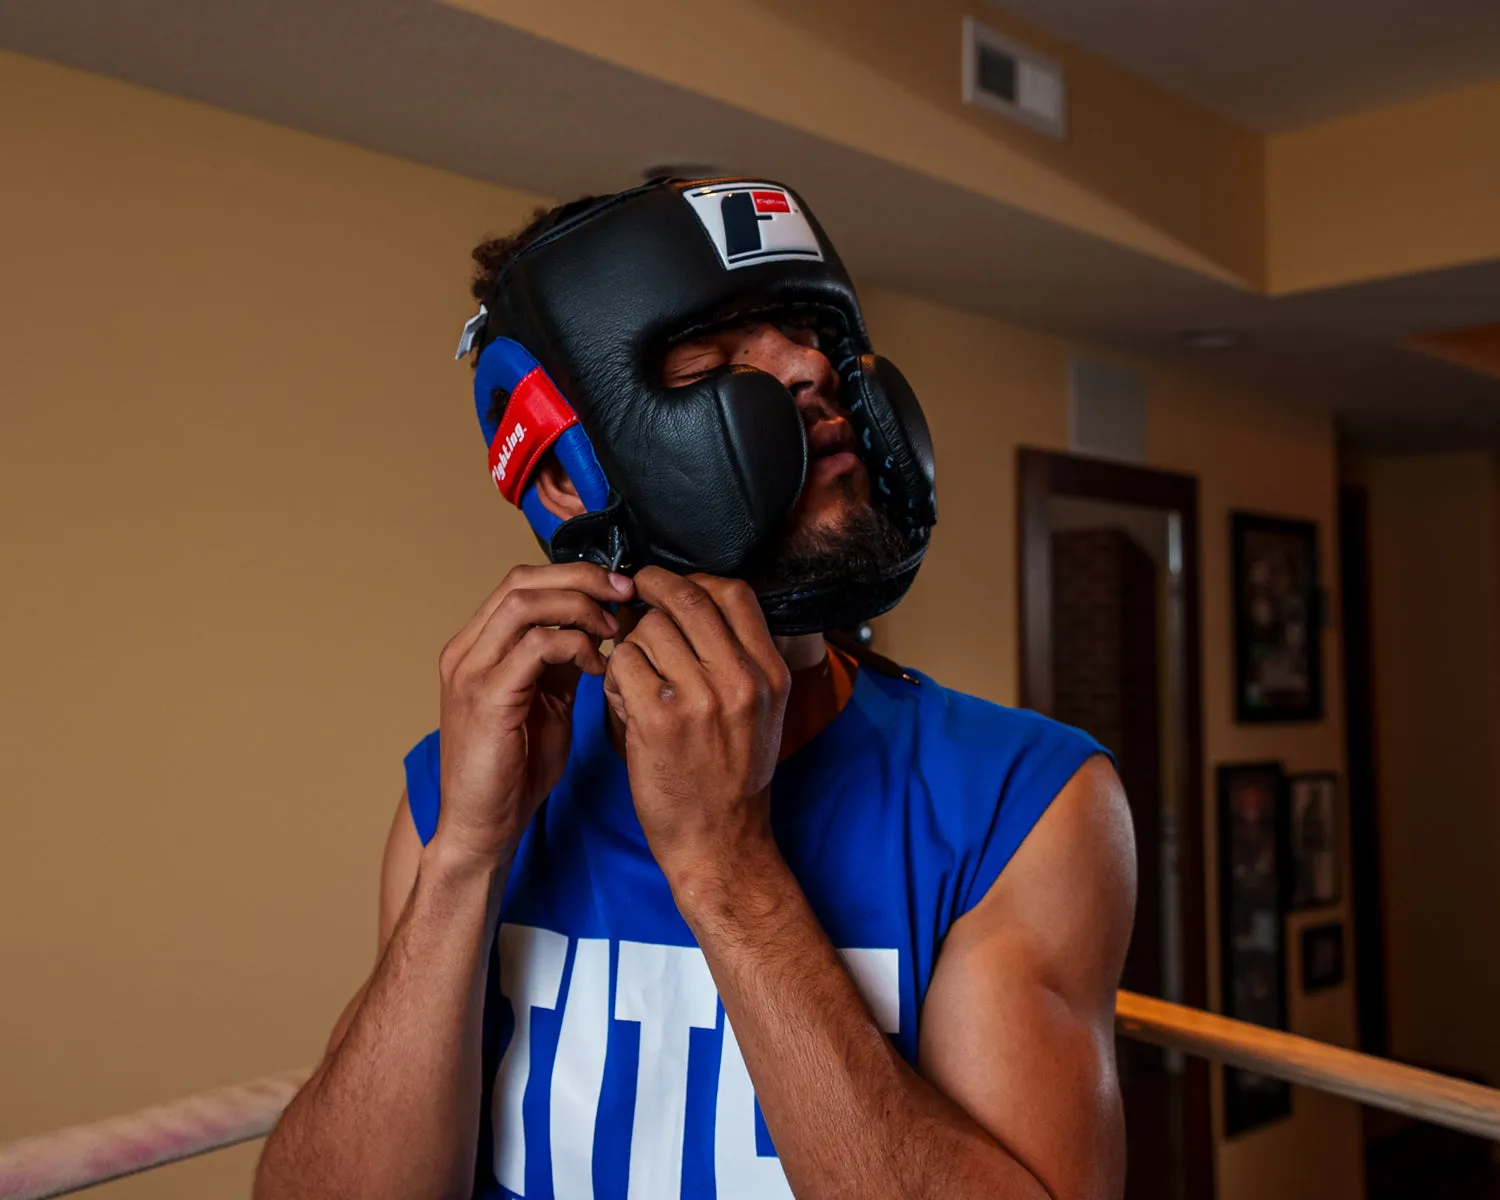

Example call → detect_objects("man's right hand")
434 562 634 866
255 562 633 1200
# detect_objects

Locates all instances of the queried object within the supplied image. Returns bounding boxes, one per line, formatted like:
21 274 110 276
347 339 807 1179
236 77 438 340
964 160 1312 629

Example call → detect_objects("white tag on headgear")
683 182 824 271
455 305 488 360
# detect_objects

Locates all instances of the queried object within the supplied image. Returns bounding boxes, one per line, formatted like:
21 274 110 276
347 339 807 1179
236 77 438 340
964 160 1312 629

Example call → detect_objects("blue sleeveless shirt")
403 664 1102 1200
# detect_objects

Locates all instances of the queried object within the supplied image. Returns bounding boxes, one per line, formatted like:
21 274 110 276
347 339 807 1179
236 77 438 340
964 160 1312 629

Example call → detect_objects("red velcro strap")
487 367 579 506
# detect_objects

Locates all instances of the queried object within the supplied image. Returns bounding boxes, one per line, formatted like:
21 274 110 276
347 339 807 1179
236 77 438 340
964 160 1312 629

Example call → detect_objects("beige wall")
1268 79 1500 294
0 51 547 1197
3 51 1360 1198
1358 452 1500 1085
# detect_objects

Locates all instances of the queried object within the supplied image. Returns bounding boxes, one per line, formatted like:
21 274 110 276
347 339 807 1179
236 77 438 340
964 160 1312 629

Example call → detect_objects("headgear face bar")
455 177 937 635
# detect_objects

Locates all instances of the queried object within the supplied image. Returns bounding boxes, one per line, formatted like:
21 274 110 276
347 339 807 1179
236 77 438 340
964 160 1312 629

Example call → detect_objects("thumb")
601 664 628 724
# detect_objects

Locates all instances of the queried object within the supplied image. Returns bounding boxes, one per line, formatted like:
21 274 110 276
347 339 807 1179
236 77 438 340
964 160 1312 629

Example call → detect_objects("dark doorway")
1018 449 1213 1200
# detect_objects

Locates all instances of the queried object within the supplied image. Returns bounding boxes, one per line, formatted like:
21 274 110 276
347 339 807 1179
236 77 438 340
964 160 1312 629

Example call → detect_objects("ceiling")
3 0 1500 449
986 0 1500 131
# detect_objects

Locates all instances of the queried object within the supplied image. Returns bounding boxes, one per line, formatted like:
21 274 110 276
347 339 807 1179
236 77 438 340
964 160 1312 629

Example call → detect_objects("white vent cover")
1068 357 1147 463
961 18 1066 140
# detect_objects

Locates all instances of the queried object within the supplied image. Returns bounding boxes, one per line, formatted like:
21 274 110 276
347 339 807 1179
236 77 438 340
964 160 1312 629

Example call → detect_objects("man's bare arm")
681 756 1135 1200
253 796 504 1200
919 756 1136 1199
605 570 1135 1198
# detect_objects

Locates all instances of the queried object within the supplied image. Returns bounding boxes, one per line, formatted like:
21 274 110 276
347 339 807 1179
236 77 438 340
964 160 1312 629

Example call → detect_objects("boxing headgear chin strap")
457 176 937 635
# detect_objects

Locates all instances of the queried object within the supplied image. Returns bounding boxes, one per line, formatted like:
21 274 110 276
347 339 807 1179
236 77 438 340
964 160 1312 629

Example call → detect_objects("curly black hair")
468 195 603 428
469 194 603 307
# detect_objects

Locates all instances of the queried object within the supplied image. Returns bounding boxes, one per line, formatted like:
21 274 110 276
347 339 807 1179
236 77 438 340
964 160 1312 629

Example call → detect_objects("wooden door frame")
1339 485 1389 1059
1017 447 1214 1200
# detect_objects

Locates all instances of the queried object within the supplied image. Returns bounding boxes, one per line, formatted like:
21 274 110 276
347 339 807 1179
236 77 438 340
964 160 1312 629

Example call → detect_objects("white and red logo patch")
750 190 790 214
682 182 824 270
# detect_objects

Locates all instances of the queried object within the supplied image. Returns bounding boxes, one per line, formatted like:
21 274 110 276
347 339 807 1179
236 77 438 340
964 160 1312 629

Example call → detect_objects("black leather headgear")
456 177 936 635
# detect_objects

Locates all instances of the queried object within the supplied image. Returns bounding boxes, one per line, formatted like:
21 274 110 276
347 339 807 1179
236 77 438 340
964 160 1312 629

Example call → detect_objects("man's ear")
533 452 588 521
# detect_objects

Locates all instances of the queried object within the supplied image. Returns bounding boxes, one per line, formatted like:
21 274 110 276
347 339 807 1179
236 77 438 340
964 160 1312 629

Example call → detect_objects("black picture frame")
1285 772 1342 911
1301 922 1345 993
1231 512 1323 723
1218 761 1293 1137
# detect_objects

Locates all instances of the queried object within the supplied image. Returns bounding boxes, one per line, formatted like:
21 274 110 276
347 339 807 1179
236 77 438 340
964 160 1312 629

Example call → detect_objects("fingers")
604 640 667 722
443 563 633 672
687 575 786 686
464 588 619 678
631 567 738 666
490 627 609 698
624 608 704 685
613 572 792 737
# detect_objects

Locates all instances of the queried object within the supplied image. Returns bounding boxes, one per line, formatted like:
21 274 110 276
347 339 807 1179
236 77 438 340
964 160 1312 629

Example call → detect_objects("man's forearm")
254 843 506 1200
674 848 1047 1200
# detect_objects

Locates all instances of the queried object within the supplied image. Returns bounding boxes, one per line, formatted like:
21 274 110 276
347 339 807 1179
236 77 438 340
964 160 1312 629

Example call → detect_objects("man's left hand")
602 567 791 894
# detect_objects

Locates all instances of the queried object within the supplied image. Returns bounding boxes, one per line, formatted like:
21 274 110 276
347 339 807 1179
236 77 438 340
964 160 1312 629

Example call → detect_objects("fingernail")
609 572 633 595
604 611 619 634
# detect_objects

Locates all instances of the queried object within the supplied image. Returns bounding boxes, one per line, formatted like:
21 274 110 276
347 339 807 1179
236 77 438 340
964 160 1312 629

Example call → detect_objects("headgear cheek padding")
843 355 937 532
460 177 937 634
616 365 807 573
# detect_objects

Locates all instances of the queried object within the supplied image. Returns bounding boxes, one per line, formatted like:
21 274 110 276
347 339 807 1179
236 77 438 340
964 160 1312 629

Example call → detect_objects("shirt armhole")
960 729 1110 916
403 730 442 847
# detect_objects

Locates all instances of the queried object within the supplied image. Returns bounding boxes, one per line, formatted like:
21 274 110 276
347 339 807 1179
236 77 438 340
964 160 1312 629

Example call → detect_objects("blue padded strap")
551 424 610 512
473 338 610 527
473 338 540 445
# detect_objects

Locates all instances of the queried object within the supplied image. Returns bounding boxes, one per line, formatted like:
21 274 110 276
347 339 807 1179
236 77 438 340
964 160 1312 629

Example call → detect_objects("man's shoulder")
872 665 1105 766
858 665 1114 920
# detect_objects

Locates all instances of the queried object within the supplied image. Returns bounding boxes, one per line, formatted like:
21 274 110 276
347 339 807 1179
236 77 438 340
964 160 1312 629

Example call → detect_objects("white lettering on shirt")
491 931 900 1198
550 938 611 1199
615 941 720 1200
492 924 568 1194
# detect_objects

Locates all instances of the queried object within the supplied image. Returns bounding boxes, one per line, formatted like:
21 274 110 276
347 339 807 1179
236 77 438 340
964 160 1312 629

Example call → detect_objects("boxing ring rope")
0 1070 310 1200
6 994 1500 1199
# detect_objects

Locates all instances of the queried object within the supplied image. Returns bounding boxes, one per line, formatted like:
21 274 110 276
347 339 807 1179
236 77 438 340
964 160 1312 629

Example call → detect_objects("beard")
749 498 913 595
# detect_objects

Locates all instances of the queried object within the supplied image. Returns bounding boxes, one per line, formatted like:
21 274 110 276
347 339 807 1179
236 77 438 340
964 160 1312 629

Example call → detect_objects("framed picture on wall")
1231 512 1323 723
1286 772 1342 910
1301 922 1345 993
1218 761 1293 1137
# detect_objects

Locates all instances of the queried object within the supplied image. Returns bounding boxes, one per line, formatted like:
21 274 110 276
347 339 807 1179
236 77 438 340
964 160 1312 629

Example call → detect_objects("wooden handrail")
1117 991 1500 1141
4 992 1500 1199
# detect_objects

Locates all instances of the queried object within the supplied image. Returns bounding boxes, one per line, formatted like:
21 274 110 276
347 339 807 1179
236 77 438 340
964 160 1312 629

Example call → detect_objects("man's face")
661 317 869 543
659 317 911 593
534 316 910 595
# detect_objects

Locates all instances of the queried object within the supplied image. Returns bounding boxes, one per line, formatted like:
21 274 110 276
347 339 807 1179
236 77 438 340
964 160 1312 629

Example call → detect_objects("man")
255 178 1136 1200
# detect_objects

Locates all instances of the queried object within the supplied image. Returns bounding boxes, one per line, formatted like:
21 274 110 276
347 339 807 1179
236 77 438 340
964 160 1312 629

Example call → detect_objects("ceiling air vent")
961 18 1065 140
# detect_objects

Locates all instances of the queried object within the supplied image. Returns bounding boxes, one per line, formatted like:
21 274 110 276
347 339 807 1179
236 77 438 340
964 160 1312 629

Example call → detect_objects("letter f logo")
719 191 772 259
